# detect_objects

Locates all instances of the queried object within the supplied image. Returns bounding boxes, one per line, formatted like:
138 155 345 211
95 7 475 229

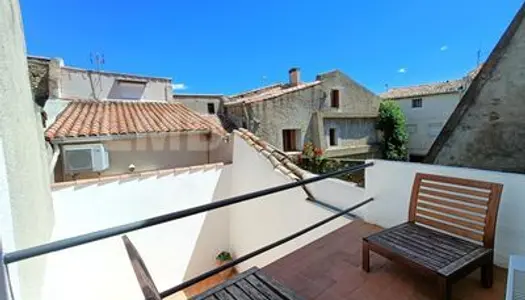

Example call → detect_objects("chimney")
289 67 300 86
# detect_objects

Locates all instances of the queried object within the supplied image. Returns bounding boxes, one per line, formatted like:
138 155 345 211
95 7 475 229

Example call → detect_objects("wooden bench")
122 236 303 300
362 173 503 300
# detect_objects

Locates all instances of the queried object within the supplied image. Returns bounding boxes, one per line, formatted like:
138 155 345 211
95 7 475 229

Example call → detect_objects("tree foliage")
376 101 409 161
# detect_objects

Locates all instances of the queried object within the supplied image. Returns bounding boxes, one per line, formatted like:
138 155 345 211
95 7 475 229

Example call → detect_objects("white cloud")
398 68 407 74
440 45 448 51
172 83 187 91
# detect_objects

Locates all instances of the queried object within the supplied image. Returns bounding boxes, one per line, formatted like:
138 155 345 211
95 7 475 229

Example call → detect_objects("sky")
20 0 524 95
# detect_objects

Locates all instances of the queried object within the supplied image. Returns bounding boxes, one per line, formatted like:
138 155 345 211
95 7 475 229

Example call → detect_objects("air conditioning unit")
63 144 109 173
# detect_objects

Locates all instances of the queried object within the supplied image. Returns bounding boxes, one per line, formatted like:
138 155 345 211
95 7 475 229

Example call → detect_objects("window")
406 124 417 134
282 129 299 152
329 128 337 146
330 89 340 108
207 103 215 114
411 98 423 108
108 79 146 100
428 122 443 137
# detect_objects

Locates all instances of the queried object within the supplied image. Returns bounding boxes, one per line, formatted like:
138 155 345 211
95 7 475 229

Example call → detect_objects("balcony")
1 130 522 300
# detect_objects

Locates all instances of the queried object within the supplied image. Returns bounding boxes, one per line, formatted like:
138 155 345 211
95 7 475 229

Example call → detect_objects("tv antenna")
89 52 105 99
90 52 105 72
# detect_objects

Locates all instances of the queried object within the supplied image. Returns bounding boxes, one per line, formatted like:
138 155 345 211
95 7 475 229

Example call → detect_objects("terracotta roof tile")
380 79 466 99
380 65 483 100
235 129 308 180
227 81 321 105
46 101 228 140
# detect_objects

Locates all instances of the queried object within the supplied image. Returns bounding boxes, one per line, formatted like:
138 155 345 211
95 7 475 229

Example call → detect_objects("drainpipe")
49 143 60 176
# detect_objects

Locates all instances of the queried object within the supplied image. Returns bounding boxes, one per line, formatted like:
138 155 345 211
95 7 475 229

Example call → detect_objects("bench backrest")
122 235 162 300
408 173 503 248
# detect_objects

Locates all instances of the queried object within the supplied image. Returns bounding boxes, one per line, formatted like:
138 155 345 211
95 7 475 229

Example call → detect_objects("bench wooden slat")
420 181 491 198
437 248 492 276
416 209 485 232
401 222 477 251
369 233 445 270
386 227 462 262
415 216 484 242
419 187 488 207
245 275 288 300
418 173 495 189
417 202 486 224
255 271 301 300
418 194 487 215
215 290 236 300
236 279 272 300
225 285 252 300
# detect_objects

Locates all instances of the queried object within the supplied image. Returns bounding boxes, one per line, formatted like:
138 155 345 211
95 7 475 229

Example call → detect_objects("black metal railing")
2 162 374 298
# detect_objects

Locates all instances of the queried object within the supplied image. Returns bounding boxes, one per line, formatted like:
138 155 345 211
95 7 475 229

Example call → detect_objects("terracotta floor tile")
263 220 506 300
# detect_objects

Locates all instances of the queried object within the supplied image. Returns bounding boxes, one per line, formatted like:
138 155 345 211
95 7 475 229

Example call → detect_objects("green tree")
376 101 409 161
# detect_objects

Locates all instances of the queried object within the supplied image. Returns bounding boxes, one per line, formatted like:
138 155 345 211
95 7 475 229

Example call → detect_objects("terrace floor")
263 220 507 300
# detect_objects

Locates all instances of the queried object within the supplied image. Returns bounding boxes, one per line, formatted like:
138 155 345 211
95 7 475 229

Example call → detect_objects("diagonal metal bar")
159 197 374 298
3 162 373 264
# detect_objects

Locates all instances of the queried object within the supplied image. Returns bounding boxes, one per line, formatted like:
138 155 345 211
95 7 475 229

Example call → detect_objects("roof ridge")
226 81 321 105
234 129 307 180
51 162 225 190
386 78 465 91
229 83 284 99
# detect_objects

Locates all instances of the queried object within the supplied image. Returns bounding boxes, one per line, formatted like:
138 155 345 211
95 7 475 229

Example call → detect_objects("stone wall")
27 57 50 106
226 70 380 153
431 13 525 173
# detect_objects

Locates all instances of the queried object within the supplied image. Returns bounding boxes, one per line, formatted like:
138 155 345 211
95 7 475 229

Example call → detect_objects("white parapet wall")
39 164 231 300
364 159 525 267
228 133 359 272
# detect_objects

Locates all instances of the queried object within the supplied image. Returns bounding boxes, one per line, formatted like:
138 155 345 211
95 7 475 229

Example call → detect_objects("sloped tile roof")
227 81 321 105
235 129 307 180
46 101 227 140
380 79 466 99
200 114 237 133
381 66 483 100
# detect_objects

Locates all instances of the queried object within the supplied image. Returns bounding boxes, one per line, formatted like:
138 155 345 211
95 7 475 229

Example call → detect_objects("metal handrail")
3 162 373 264
159 197 373 298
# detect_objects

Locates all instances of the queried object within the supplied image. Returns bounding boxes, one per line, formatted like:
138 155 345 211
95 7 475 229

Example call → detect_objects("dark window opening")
329 128 337 146
331 90 340 108
412 98 423 108
207 103 215 114
282 129 298 152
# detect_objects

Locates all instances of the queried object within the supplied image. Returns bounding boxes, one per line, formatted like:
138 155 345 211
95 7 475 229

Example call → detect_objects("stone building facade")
426 3 525 173
27 56 50 107
225 68 381 158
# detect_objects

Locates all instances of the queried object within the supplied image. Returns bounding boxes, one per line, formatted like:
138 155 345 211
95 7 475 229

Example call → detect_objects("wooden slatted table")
191 267 303 300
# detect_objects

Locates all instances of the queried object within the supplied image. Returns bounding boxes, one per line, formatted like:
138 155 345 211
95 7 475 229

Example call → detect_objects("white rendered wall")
0 1 54 299
228 134 352 272
364 159 525 267
395 93 460 155
59 67 172 101
41 165 231 300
